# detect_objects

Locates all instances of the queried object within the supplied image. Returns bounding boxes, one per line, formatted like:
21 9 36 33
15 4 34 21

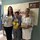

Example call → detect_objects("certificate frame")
29 2 40 8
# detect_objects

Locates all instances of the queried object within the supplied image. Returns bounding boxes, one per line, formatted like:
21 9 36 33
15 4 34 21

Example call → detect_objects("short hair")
15 11 19 15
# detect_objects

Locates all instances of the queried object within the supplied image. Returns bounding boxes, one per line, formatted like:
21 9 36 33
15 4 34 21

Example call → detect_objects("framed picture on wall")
29 2 40 8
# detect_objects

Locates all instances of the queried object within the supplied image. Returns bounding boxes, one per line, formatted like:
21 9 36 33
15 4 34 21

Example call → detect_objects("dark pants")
4 26 13 40
20 28 22 39
13 29 21 40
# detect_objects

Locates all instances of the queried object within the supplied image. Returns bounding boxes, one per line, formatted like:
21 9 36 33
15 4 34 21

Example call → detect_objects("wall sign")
29 2 40 8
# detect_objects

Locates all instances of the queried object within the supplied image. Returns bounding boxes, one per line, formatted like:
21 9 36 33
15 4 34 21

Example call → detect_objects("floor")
0 30 22 40
0 30 24 40
0 30 7 40
0 30 14 40
0 36 7 40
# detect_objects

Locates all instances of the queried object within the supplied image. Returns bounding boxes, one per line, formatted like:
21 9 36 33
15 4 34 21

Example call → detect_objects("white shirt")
2 15 13 27
22 16 33 39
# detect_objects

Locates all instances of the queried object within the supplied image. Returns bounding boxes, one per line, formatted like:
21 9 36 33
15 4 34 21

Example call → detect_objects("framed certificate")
29 2 40 8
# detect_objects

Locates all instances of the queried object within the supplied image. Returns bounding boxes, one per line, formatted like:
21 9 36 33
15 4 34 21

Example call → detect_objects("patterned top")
2 15 13 27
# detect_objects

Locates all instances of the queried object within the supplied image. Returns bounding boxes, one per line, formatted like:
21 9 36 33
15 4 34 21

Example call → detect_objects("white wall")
0 0 2 5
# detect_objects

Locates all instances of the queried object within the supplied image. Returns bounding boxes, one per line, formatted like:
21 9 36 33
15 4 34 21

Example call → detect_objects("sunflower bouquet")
12 19 19 30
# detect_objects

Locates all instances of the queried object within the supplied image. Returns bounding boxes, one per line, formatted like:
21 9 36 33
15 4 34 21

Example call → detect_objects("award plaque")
29 2 40 8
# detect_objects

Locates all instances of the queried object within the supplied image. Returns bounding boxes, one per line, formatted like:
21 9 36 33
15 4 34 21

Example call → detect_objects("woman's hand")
26 25 32 29
22 25 32 29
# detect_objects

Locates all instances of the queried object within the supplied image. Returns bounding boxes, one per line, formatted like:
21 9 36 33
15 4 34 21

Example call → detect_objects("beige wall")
4 2 29 15
4 2 39 25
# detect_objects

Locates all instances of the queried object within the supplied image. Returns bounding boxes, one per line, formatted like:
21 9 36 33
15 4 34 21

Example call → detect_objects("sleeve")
22 16 25 23
28 18 32 24
18 16 22 26
2 15 7 25
2 16 5 24
29 18 33 27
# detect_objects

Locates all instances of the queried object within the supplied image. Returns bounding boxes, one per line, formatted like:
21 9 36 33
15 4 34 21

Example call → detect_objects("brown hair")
7 6 14 16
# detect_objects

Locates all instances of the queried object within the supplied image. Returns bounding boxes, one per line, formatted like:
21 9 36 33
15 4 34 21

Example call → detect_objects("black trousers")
4 26 13 40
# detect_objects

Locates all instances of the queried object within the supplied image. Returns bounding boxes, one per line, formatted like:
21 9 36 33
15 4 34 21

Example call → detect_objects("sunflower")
13 19 19 30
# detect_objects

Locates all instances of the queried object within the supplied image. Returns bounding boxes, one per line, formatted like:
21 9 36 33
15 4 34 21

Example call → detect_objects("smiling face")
8 7 12 14
8 6 13 16
15 11 19 18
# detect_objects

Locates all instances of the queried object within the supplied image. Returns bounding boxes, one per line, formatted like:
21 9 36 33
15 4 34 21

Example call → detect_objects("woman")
21 8 33 40
2 6 14 40
13 11 22 40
